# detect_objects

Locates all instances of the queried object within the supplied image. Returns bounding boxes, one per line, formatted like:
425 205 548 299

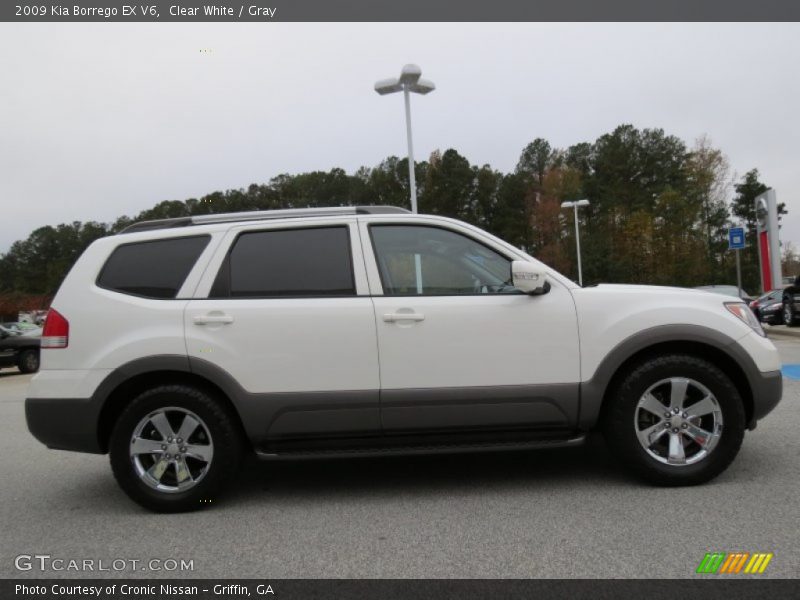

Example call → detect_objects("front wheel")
109 385 243 512
602 354 745 486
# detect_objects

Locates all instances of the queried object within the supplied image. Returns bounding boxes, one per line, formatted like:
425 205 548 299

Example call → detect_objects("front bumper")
25 397 104 454
749 369 782 426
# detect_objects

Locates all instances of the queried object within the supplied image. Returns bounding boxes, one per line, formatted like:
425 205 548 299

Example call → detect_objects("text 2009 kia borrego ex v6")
25 206 782 512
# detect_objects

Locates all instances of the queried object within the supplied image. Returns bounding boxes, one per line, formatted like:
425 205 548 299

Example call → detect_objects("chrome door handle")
193 314 234 325
383 312 425 323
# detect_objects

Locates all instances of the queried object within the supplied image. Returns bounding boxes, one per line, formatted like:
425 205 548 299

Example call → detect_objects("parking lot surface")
1 340 799 579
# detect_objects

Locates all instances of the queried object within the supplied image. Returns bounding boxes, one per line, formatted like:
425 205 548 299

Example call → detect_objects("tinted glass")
97 236 210 299
222 227 355 297
370 225 515 296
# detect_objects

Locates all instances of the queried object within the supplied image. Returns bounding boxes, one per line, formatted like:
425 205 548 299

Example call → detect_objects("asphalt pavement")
1 342 799 579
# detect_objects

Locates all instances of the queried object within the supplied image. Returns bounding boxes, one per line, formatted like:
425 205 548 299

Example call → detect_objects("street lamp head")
374 77 403 95
399 64 422 85
375 65 435 96
408 78 436 95
561 199 590 209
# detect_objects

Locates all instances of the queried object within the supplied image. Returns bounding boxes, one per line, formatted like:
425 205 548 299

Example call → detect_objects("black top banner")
3 0 800 22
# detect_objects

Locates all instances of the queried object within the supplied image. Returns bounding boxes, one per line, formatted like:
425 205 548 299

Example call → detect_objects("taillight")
41 309 69 349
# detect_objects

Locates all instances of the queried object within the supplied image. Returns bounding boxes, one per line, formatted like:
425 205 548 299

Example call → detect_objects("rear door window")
211 226 355 298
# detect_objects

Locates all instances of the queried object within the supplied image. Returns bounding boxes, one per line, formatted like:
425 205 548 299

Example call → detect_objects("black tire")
783 302 795 327
602 354 745 486
109 385 243 512
17 349 40 374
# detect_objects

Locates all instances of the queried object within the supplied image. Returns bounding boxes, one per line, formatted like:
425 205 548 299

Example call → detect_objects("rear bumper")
750 369 782 426
25 397 103 453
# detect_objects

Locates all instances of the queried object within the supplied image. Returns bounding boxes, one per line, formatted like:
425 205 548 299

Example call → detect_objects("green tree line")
0 124 782 301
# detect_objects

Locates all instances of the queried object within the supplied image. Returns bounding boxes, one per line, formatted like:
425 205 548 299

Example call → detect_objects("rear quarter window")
97 235 210 299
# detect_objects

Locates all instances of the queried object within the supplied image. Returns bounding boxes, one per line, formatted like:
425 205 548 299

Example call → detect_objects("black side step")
255 435 586 461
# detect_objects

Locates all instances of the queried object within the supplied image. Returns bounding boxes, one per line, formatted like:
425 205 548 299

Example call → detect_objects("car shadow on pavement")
225 433 633 505
42 435 634 514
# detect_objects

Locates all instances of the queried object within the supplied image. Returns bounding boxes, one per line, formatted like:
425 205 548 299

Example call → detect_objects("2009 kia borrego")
26 206 782 512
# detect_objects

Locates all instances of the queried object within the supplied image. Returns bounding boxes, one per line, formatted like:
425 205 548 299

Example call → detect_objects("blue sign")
728 227 745 250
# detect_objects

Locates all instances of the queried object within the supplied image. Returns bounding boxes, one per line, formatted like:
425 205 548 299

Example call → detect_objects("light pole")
561 199 590 287
374 64 435 214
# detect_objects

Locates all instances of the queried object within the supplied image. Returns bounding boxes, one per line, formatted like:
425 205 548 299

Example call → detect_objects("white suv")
26 206 782 512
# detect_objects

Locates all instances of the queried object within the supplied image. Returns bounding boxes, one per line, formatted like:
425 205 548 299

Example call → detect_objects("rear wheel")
602 354 745 486
17 349 40 374
109 385 243 512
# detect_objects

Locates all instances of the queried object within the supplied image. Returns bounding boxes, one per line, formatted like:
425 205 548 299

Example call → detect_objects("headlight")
725 302 766 337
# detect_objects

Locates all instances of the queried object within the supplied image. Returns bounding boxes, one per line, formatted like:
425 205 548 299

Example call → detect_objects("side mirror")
512 261 550 295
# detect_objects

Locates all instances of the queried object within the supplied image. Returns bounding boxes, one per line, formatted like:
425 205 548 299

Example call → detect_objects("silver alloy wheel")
634 377 723 466
784 304 792 324
129 407 214 493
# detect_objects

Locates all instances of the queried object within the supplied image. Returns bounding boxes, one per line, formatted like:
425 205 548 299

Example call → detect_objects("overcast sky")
1 22 799 255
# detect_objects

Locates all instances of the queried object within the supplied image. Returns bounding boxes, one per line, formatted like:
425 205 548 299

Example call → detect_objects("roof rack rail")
119 205 411 234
